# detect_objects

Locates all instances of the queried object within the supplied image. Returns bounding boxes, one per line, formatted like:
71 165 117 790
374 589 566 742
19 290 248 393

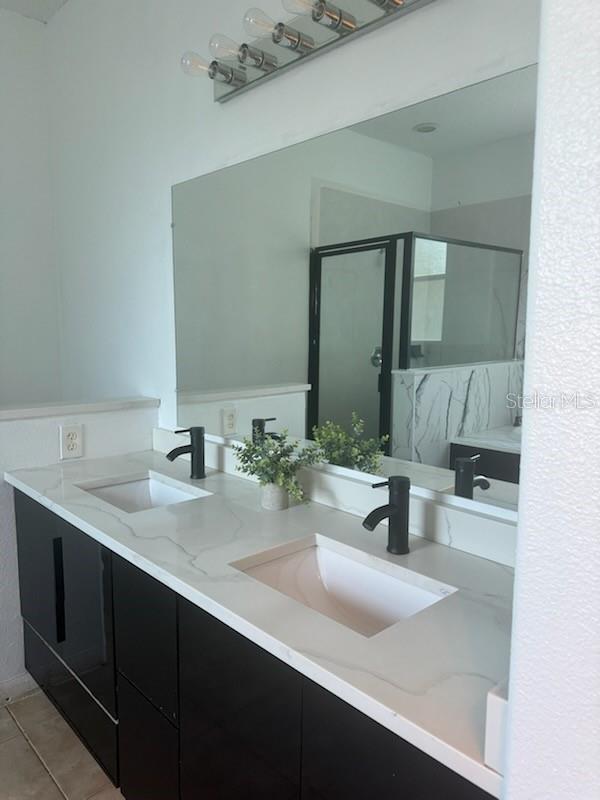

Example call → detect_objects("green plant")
233 430 321 502
312 412 388 474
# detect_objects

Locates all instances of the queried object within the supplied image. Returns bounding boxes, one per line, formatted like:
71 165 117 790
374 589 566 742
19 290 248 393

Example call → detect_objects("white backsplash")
0 398 159 702
177 384 309 440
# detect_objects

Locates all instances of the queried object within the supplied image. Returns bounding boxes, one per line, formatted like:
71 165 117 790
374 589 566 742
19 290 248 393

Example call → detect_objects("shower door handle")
370 346 383 368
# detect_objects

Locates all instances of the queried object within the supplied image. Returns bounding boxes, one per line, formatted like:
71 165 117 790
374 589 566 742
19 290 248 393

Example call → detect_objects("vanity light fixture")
181 0 437 102
180 51 247 88
283 0 357 35
209 34 278 73
366 0 405 11
243 7 315 55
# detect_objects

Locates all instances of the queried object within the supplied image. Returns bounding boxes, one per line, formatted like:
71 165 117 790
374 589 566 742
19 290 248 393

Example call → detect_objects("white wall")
504 2 600 798
0 401 159 701
45 0 541 427
431 134 535 211
431 134 535 361
0 11 61 405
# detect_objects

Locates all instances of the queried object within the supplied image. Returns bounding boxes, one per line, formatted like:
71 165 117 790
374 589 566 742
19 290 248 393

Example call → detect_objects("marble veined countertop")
451 424 522 455
5 451 513 798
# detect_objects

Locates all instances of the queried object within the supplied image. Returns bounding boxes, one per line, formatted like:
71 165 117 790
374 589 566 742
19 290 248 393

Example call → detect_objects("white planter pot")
261 483 289 511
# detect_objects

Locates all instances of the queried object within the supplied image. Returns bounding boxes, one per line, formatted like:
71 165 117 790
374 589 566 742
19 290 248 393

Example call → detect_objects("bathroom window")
411 239 448 342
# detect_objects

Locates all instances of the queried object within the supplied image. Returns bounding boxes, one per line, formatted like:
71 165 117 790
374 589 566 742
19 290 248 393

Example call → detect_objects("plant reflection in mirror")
312 413 388 474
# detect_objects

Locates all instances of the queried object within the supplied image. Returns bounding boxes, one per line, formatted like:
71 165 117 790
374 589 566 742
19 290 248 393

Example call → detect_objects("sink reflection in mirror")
231 534 457 637
173 66 537 515
77 471 212 514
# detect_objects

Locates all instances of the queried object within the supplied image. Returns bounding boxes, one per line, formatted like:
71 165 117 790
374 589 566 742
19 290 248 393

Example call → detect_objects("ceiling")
0 0 68 22
352 66 538 157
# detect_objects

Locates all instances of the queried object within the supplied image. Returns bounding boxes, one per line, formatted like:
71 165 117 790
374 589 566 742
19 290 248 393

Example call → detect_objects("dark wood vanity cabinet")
15 491 495 800
301 680 494 800
178 597 303 799
15 490 117 781
450 442 520 485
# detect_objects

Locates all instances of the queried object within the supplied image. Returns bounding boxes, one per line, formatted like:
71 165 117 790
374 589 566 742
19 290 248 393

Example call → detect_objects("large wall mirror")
173 65 537 514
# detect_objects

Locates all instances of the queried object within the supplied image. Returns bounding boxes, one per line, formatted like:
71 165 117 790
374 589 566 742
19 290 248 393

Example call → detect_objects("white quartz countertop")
5 451 513 798
451 425 522 455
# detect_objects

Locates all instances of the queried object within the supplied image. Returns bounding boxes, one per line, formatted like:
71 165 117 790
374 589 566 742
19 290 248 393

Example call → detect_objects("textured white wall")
504 2 600 798
45 0 540 427
0 403 159 701
0 11 62 405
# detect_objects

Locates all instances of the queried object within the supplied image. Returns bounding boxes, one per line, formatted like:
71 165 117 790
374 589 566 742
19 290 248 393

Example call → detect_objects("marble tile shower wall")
391 361 524 467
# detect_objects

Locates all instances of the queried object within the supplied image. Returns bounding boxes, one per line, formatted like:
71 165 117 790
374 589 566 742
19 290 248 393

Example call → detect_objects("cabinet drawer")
113 555 178 723
118 675 179 800
24 623 118 784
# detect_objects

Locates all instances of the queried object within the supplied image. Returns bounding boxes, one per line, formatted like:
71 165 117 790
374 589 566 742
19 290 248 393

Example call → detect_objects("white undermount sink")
77 471 212 513
231 534 457 637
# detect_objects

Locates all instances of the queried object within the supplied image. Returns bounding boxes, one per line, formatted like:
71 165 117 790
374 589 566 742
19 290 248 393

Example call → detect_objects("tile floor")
0 692 123 800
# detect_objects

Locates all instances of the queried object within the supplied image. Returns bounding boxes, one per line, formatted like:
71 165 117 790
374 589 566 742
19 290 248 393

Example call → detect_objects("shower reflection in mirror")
172 66 536 513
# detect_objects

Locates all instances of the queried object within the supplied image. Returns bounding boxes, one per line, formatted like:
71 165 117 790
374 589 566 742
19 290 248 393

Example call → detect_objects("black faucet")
454 455 490 499
252 417 281 444
166 427 206 480
362 476 411 555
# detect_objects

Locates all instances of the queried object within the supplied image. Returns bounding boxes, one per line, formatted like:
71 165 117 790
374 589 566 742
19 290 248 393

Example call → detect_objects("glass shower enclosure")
307 232 522 442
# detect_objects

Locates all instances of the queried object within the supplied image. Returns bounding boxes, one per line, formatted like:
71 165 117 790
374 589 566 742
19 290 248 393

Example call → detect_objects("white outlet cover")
60 424 83 459
221 406 237 436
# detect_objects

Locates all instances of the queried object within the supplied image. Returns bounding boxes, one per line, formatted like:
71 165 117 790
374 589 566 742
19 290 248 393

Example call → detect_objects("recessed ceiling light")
413 122 439 134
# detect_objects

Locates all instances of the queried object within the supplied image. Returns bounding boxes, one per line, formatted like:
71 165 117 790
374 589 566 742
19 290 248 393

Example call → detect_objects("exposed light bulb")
283 0 356 35
180 50 246 87
180 51 211 77
282 0 316 14
209 34 242 60
243 6 314 54
243 7 277 37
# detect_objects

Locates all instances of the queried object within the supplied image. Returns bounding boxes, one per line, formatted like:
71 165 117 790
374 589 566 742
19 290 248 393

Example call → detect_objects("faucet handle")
372 480 389 489
372 476 411 492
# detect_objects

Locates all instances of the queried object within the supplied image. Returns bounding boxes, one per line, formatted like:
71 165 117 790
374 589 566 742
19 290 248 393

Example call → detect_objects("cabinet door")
15 492 116 717
179 598 302 799
61 519 116 716
118 675 179 800
301 680 494 800
113 555 178 723
15 491 61 648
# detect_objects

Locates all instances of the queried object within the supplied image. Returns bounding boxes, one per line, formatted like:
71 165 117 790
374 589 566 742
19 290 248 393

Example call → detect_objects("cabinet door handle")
52 537 66 643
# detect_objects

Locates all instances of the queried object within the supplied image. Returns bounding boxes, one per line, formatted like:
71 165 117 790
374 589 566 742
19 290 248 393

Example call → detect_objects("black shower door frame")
307 231 523 444
307 238 398 448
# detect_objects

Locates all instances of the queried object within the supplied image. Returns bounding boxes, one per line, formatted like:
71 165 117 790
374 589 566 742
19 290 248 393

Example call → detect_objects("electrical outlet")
59 424 83 460
221 406 237 436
